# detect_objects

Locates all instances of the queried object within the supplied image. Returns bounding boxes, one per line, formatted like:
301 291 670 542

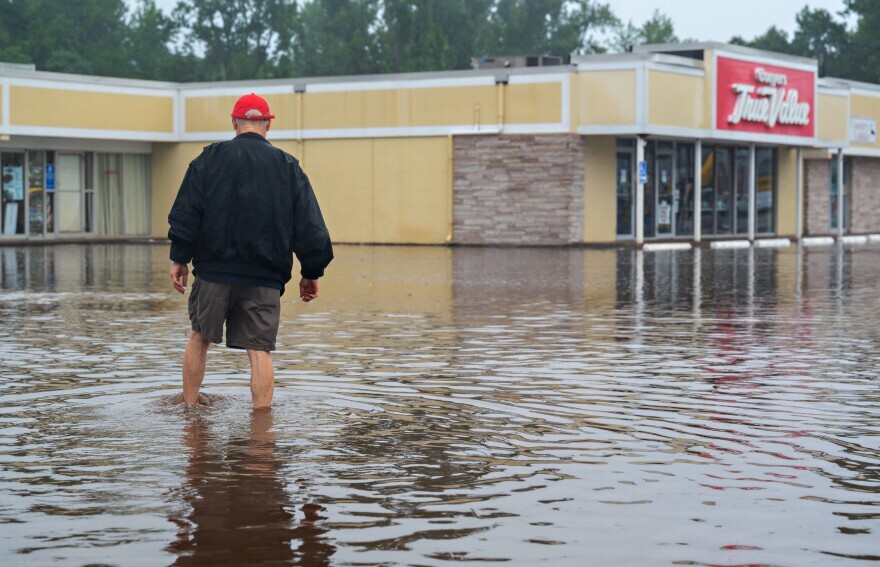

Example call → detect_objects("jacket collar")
235 132 271 143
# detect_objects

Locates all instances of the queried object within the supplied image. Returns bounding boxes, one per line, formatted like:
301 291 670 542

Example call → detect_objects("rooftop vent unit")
471 55 564 70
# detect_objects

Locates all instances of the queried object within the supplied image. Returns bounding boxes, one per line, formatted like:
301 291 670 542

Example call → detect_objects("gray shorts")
188 278 281 352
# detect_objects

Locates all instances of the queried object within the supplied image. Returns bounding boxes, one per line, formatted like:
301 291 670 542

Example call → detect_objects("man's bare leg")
247 350 274 409
183 331 210 405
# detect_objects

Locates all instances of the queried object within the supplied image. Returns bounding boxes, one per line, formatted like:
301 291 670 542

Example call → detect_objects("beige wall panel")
151 142 206 237
817 94 848 143
372 137 450 243
186 93 298 133
504 82 562 124
849 93 880 150
408 86 497 127
583 136 617 242
296 139 374 242
578 71 636 126
648 71 705 129
302 86 497 130
776 148 797 237
12 87 173 132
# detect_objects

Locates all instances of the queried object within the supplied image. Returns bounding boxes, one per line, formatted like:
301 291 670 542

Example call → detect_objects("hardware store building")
1 42 879 247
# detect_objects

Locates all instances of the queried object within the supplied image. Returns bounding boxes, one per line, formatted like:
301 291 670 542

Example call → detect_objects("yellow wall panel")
583 136 617 243
372 137 450 243
12 87 173 132
776 148 797 237
849 93 880 150
151 141 206 237
292 139 375 243
649 71 705 129
818 93 848 143
186 93 298 133
408 86 497 127
505 82 562 124
579 71 636 125
302 86 497 130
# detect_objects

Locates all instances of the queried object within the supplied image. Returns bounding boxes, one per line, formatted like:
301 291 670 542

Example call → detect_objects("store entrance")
616 138 695 240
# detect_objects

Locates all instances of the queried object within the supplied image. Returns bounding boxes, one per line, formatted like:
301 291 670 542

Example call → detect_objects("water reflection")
168 408 335 566
0 242 878 565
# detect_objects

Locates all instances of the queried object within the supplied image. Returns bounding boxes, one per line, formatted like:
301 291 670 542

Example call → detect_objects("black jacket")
168 133 333 291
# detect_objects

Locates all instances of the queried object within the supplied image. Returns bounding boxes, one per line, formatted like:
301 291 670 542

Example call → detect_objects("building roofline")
572 51 704 70
634 41 818 67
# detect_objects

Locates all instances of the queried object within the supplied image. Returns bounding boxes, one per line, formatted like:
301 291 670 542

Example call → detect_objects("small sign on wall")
850 117 877 144
638 160 647 184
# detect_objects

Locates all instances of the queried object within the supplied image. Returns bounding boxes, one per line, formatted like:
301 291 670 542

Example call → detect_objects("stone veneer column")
849 157 880 233
453 134 585 245
804 159 831 235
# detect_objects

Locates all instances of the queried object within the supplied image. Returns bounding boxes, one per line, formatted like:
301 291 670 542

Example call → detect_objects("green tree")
127 0 198 81
485 0 615 59
0 0 132 76
640 9 677 45
730 26 794 55
843 0 880 82
287 0 383 77
174 0 297 81
378 0 493 73
791 7 849 77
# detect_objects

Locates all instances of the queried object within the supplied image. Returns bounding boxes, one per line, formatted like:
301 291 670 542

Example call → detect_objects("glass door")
655 152 674 236
1 152 26 237
616 150 634 237
56 153 83 233
734 147 749 234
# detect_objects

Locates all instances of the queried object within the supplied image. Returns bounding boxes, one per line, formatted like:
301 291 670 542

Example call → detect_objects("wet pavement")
0 243 878 566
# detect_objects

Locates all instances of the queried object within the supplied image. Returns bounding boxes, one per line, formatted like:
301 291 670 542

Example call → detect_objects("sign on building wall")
850 117 877 144
715 55 816 139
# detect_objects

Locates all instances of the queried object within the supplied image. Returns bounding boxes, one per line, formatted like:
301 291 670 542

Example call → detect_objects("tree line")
0 0 878 84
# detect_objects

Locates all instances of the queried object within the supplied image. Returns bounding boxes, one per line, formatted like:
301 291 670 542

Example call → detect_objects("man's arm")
167 160 206 292
290 162 333 299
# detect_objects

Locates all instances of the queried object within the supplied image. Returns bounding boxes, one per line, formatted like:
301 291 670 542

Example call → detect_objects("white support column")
796 148 803 241
748 144 756 241
837 149 845 238
636 136 646 247
694 141 702 243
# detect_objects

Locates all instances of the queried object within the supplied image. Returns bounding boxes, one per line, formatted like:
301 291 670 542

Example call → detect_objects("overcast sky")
140 0 853 45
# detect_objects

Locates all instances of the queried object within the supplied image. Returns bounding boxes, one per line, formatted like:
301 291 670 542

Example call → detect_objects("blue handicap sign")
637 160 647 184
46 163 55 190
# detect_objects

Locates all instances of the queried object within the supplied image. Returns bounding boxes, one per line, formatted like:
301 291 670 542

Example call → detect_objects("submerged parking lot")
0 243 878 566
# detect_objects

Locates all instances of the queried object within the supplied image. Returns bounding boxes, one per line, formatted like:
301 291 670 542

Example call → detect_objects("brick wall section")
453 134 584 245
804 159 831 235
849 157 880 233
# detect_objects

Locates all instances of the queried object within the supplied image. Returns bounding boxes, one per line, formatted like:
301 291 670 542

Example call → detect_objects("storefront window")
715 147 734 235
675 144 695 236
28 151 45 236
644 143 655 238
1 152 26 236
734 148 749 234
701 146 715 235
616 148 633 237
755 148 776 234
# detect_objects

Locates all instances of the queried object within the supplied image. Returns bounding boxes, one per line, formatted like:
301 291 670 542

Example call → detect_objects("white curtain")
122 154 150 235
96 153 150 235
96 154 122 235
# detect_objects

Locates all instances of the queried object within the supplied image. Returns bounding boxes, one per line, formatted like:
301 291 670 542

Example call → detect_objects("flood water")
0 243 878 566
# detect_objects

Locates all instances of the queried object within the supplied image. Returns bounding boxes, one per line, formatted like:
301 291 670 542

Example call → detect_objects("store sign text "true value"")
727 67 811 128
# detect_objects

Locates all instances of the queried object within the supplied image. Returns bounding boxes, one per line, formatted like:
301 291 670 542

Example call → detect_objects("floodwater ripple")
0 243 878 566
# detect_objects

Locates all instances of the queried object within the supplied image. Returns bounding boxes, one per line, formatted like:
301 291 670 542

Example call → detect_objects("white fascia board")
8 77 176 97
6 124 177 142
713 49 818 73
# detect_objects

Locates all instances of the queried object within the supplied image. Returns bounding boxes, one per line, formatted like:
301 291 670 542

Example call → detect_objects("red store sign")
716 55 816 138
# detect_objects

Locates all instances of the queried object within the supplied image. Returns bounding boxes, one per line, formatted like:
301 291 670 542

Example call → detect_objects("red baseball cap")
231 93 275 120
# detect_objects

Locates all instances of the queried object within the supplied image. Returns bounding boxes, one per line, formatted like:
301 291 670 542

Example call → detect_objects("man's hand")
299 278 319 302
171 262 189 294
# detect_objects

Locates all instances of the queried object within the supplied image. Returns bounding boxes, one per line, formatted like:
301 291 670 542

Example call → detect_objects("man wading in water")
167 93 333 409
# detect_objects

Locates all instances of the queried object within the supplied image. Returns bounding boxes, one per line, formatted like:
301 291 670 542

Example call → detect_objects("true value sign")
716 55 816 139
